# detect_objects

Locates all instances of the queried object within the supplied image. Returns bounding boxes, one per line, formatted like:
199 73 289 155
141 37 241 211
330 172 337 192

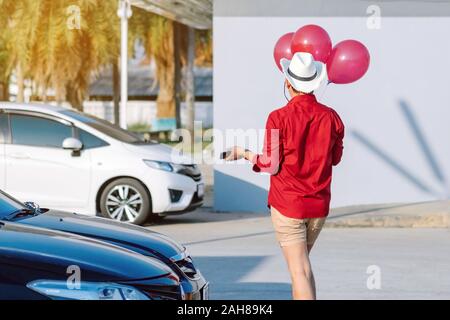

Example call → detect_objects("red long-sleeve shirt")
252 94 345 219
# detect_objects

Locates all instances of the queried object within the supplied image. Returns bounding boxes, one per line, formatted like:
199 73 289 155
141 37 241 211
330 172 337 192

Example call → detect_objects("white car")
0 103 204 225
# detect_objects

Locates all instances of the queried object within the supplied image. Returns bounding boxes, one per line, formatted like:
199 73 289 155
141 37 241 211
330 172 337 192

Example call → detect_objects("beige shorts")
271 207 326 247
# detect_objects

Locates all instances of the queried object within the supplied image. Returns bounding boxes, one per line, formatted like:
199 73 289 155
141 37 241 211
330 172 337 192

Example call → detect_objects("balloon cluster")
273 25 370 84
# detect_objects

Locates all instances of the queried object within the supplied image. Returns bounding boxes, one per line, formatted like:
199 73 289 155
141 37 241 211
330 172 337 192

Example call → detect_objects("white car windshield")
59 110 155 145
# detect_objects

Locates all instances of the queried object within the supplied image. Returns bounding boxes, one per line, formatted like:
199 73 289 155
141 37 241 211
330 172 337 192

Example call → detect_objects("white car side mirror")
62 137 83 151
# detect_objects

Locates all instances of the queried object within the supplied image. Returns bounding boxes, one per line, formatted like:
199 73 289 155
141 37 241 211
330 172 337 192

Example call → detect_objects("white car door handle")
9 153 30 159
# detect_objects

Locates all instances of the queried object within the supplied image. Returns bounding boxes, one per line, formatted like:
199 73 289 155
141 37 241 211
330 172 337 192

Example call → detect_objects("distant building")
86 64 213 129
8 64 213 129
89 64 212 102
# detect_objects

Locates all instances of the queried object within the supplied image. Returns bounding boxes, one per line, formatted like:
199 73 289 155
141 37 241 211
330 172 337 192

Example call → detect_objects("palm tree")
0 0 212 119
130 10 176 121
0 34 11 100
186 28 212 135
129 8 212 130
112 59 120 125
195 29 213 67
0 0 119 110
0 0 39 102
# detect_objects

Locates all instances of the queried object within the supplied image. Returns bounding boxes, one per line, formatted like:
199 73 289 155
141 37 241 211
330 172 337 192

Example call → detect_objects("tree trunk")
0 78 9 101
16 64 24 103
41 85 48 102
156 20 176 120
112 60 120 126
173 22 182 129
65 82 83 111
185 27 196 135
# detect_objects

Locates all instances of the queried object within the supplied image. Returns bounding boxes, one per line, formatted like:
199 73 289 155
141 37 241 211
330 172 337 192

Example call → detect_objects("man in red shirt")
225 52 344 300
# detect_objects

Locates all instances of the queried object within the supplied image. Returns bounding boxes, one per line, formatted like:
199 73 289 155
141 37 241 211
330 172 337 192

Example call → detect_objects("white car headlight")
143 160 193 173
27 280 149 300
144 160 177 172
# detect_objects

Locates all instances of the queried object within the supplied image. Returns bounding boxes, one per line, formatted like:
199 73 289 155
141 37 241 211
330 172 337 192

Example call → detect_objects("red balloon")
291 25 332 63
327 40 370 84
273 32 294 71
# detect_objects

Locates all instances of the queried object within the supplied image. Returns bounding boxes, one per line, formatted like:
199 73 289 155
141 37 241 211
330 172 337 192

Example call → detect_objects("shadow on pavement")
183 231 273 246
144 207 267 227
327 201 431 220
193 256 291 300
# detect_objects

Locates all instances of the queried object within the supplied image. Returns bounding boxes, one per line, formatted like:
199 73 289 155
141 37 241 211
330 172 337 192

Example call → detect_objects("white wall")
214 16 450 212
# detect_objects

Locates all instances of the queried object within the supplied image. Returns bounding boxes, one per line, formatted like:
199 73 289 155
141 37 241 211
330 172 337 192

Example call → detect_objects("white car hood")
122 142 194 164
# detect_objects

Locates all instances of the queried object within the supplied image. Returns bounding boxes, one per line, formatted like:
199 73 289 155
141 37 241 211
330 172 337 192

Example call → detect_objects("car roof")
0 102 70 115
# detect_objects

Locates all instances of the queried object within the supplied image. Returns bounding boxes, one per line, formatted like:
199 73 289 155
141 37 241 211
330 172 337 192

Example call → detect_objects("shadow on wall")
214 170 269 213
351 99 449 198
215 100 449 214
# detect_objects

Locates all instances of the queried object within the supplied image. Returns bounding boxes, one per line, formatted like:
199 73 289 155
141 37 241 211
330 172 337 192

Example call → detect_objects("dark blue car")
0 189 208 300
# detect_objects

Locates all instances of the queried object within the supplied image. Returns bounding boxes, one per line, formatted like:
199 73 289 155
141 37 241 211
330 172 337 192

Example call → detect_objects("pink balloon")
291 25 332 63
273 32 294 71
327 40 370 84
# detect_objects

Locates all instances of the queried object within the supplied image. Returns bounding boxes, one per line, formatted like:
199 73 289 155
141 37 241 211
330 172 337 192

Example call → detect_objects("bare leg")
310 270 316 299
306 244 317 297
306 221 324 299
281 241 315 300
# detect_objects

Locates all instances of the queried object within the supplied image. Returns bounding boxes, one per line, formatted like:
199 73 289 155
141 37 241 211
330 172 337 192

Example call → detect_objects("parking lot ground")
147 209 450 300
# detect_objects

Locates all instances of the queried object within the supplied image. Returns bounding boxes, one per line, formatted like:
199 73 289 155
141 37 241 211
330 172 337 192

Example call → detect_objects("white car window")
10 114 72 148
60 110 153 145
78 128 109 149
0 113 8 143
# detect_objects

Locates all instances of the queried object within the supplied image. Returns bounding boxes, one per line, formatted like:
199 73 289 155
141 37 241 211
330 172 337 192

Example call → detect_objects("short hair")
298 88 314 95
287 80 313 95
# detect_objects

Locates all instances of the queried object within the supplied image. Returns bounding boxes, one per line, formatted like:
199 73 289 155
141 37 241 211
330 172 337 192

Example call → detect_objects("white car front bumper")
141 169 204 214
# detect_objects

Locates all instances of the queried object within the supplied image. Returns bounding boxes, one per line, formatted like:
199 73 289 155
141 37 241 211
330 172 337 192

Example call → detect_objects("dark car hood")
19 210 184 262
0 222 175 283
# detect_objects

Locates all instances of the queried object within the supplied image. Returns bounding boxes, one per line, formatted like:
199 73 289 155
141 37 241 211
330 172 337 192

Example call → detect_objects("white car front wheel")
99 178 152 225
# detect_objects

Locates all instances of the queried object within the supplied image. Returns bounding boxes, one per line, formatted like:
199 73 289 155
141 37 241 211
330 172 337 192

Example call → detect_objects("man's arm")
331 114 345 166
247 113 283 175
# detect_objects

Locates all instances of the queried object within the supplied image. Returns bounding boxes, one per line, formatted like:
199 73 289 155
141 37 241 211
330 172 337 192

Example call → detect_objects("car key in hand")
220 150 232 160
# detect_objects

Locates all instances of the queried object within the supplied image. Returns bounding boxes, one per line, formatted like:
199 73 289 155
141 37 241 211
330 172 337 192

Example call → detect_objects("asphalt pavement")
147 209 450 300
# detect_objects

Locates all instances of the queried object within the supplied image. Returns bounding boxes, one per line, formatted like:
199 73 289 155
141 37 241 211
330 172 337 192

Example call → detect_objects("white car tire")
99 178 152 225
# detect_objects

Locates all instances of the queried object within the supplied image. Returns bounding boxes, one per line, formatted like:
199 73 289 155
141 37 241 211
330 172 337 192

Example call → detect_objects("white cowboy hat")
280 52 327 93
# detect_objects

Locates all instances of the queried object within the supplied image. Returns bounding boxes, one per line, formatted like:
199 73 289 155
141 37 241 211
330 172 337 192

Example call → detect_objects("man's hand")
224 146 245 161
224 146 256 162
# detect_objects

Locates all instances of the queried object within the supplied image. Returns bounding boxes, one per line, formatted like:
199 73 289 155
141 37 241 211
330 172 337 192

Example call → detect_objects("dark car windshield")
59 110 154 145
0 190 27 219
